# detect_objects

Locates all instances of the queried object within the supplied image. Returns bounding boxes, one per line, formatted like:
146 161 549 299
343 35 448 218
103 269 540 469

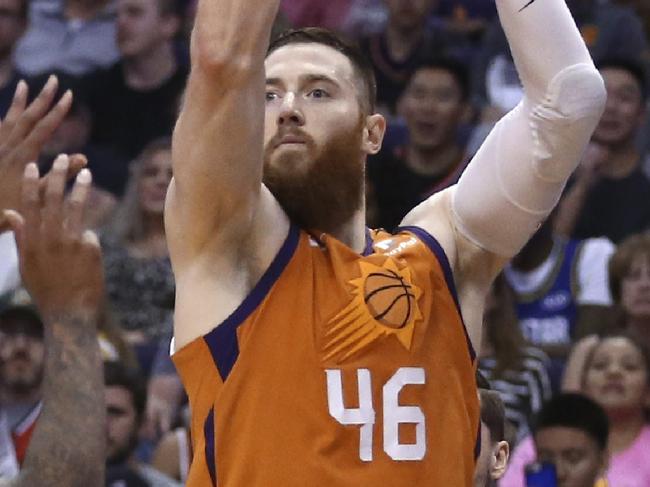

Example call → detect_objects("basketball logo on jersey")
323 259 423 362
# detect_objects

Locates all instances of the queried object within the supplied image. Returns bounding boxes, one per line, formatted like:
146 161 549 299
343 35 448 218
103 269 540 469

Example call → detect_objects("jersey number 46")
325 367 426 462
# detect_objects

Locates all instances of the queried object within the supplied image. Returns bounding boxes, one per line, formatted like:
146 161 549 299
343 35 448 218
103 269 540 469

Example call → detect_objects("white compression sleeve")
451 0 607 257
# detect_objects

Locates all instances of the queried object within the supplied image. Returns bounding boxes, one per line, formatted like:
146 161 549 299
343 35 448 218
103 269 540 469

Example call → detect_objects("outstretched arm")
2 157 105 487
165 0 282 263
404 0 607 348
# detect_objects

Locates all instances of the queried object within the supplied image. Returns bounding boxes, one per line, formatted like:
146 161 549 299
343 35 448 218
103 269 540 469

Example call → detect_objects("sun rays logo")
323 260 423 362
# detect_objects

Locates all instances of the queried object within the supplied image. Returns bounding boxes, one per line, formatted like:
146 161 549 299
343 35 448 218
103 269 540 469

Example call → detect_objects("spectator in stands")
13 0 119 76
473 0 647 110
555 60 650 244
0 0 26 117
0 291 44 478
479 275 552 444
608 233 650 351
533 394 609 487
102 138 175 360
504 334 650 486
104 361 180 487
473 389 510 487
367 58 471 230
504 211 616 389
83 0 187 160
358 0 450 115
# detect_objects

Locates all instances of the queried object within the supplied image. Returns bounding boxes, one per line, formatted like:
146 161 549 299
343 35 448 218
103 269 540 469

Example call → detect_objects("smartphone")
525 462 558 487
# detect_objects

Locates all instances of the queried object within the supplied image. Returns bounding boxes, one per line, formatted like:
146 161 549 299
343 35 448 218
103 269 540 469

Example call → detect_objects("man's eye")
265 92 279 102
308 89 329 99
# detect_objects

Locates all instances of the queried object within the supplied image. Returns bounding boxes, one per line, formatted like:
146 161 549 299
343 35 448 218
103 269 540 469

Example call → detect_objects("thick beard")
263 119 365 234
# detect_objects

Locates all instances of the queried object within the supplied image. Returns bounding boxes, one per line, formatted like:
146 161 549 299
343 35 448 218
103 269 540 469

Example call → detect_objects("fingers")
6 75 60 147
66 169 92 240
42 154 69 241
69 153 88 172
1 209 25 243
20 90 73 158
21 163 41 249
38 152 88 198
0 81 28 140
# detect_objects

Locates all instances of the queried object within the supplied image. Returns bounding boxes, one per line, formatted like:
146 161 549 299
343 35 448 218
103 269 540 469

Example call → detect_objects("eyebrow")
265 74 340 88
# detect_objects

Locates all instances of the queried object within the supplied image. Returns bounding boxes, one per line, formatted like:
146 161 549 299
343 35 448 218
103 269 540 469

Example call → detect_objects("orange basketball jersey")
173 225 480 486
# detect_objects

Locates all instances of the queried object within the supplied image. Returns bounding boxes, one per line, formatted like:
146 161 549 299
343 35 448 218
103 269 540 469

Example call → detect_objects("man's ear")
362 114 386 155
490 440 510 480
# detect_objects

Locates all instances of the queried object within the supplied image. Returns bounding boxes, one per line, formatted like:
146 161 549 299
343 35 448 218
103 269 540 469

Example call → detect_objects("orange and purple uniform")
173 225 480 486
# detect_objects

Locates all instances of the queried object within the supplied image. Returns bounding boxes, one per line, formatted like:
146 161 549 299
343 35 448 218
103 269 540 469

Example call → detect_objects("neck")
0 387 41 407
123 43 176 90
607 410 646 454
0 55 14 88
600 142 639 179
64 0 106 20
406 143 461 178
330 207 367 254
385 22 425 62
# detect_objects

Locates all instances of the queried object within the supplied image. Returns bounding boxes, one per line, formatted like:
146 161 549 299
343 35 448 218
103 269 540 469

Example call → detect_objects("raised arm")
165 0 282 263
2 157 105 487
404 0 607 348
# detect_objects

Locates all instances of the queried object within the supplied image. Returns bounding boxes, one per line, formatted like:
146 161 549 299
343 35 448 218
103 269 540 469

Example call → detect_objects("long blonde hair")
105 137 172 245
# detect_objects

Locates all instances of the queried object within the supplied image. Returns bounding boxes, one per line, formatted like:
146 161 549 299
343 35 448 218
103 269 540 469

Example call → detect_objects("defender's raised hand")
0 76 86 228
1 154 106 487
2 155 104 319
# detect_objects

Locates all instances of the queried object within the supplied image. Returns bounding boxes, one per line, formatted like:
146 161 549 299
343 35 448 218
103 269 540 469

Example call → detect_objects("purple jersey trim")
363 228 374 256
396 225 477 362
203 224 301 381
204 407 216 486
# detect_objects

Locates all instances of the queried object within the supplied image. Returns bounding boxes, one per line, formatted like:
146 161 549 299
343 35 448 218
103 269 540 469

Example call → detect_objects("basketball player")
166 0 607 484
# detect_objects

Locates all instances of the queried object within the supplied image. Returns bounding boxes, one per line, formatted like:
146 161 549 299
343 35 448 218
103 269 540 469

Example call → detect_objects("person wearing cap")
0 289 44 479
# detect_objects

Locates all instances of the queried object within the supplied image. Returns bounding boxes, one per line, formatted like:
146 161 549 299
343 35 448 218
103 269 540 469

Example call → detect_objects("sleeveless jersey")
512 239 582 347
173 225 480 486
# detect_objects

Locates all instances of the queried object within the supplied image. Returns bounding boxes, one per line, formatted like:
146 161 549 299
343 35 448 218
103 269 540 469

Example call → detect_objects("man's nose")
277 93 305 126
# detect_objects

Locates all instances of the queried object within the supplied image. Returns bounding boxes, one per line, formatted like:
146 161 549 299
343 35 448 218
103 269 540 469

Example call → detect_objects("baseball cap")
0 288 43 338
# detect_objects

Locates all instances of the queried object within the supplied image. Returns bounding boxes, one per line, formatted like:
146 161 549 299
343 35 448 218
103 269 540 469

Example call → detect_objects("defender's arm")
165 0 282 264
404 0 607 348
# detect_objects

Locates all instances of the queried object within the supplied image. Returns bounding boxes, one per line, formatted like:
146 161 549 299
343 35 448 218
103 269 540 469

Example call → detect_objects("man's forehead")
265 43 356 83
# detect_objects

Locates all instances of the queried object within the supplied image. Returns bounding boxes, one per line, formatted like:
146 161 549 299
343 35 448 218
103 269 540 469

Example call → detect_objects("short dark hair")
104 361 147 424
267 28 377 114
597 58 648 102
480 389 506 443
404 56 471 102
533 393 609 451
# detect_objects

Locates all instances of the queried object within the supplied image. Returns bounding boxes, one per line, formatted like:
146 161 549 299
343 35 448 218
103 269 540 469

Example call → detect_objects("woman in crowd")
101 138 175 373
501 332 650 486
608 232 650 350
479 275 553 444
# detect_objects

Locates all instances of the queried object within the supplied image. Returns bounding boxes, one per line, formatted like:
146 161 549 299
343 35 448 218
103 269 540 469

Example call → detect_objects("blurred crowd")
0 0 649 486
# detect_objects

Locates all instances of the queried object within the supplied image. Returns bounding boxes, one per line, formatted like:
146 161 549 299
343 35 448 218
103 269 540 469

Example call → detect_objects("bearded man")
164 0 607 485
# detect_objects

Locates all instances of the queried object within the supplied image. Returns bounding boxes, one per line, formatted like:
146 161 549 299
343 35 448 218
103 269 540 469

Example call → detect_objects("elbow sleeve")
452 63 606 257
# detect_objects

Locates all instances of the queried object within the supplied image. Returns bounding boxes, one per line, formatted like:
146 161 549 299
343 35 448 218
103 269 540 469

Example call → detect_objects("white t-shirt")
505 237 615 306
0 232 20 296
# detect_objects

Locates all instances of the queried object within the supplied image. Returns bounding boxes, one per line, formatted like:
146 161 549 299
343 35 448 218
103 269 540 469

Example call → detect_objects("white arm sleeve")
452 0 607 257
577 238 615 306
